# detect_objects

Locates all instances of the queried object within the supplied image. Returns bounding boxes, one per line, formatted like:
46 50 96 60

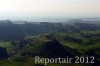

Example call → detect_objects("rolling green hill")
0 22 100 66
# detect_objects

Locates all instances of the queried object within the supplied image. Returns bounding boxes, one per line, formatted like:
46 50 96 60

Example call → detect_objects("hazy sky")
0 0 100 21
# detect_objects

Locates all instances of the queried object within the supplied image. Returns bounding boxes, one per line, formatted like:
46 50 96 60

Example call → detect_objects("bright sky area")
0 0 100 21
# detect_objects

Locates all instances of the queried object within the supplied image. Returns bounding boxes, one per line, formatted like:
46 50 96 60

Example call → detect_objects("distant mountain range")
0 19 100 41
0 17 100 24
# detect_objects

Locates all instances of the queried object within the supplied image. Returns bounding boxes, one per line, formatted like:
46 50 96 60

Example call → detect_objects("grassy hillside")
0 22 100 66
0 30 100 66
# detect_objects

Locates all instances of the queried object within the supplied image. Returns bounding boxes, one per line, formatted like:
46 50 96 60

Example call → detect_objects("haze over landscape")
0 0 100 22
0 0 100 66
